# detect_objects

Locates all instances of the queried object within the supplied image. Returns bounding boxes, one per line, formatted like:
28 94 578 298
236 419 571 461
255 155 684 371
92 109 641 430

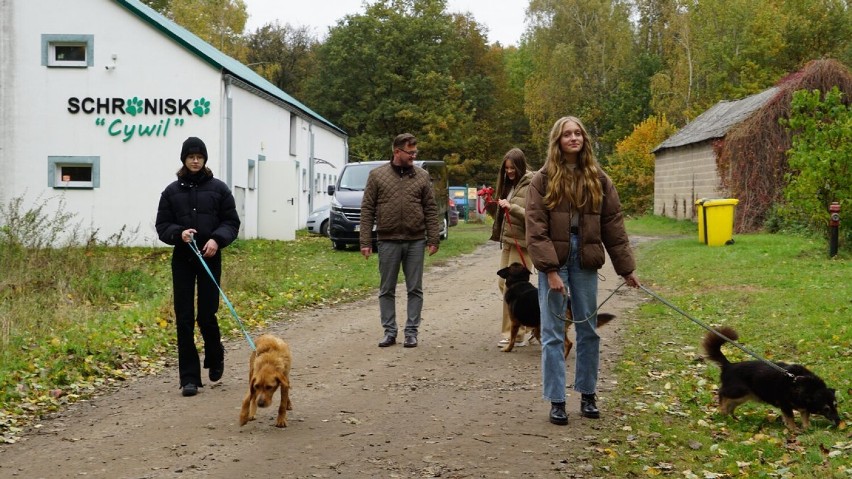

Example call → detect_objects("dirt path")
0 241 644 478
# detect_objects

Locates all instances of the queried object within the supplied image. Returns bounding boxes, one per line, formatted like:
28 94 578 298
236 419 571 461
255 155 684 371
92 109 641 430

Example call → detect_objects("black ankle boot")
580 393 600 419
549 402 568 425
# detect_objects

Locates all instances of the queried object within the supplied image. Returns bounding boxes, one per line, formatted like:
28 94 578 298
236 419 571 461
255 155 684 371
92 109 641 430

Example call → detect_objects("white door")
233 186 246 239
257 159 298 240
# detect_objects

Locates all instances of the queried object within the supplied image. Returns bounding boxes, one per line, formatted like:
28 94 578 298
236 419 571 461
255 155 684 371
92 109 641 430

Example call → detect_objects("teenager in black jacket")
155 137 241 397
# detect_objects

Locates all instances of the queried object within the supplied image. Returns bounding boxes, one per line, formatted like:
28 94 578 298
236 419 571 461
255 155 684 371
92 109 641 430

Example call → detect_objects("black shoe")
181 383 198 397
378 335 397 347
549 402 568 425
403 336 418 348
209 360 224 382
580 393 600 419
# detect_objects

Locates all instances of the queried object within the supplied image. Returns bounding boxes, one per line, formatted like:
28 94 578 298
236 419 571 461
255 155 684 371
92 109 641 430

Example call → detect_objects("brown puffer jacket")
488 171 532 248
525 168 635 277
359 162 441 247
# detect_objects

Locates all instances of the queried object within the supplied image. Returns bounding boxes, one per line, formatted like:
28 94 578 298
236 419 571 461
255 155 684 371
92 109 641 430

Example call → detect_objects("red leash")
477 187 528 270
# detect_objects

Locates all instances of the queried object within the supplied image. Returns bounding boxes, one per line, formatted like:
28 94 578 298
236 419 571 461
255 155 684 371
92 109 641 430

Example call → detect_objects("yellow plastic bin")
695 198 739 246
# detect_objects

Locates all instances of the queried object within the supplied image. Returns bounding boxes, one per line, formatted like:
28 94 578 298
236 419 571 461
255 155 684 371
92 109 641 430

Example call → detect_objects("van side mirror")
327 185 335 195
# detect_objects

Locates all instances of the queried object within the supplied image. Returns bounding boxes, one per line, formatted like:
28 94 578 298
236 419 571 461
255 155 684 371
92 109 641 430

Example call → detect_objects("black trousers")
171 249 224 388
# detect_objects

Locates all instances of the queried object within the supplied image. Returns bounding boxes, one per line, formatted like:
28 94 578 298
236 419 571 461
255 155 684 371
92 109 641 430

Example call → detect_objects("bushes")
779 86 852 246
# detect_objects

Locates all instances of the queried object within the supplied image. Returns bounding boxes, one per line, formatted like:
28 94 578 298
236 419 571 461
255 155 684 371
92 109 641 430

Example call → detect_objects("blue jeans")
377 239 425 338
539 234 600 402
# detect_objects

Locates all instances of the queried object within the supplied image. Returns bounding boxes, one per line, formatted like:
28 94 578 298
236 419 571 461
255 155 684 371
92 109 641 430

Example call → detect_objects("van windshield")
337 163 382 191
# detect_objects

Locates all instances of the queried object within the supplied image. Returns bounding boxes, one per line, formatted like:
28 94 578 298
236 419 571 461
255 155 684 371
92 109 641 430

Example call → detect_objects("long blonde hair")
543 116 603 212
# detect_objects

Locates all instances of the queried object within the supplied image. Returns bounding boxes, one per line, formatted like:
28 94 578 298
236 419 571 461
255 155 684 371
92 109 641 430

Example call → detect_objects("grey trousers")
377 239 426 338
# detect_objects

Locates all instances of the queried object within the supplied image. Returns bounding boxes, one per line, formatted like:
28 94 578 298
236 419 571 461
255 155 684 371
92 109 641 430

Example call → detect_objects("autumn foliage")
607 115 677 215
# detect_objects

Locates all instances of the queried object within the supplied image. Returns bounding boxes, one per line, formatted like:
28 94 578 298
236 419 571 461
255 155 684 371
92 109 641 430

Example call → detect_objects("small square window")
60 166 93 183
42 34 94 68
49 156 99 189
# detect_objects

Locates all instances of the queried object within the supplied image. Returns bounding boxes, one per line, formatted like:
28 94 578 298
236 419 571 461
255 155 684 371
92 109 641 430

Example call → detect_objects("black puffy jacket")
155 170 240 252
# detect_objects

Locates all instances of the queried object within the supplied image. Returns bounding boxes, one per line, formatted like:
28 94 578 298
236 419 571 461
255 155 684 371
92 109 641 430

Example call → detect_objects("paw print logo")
126 97 144 116
193 98 211 117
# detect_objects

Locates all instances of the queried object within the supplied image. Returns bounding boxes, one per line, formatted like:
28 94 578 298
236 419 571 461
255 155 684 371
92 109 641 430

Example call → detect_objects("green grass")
626 214 697 237
609 219 852 478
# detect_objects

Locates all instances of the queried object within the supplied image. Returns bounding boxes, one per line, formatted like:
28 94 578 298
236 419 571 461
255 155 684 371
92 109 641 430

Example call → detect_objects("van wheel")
333 241 346 250
440 218 448 240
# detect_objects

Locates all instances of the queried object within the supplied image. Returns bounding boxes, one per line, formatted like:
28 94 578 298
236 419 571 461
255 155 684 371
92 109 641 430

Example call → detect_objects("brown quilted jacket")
525 168 635 277
359 162 441 247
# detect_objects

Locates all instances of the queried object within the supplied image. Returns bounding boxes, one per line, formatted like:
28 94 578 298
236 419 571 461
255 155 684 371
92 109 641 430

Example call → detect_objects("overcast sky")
242 0 529 46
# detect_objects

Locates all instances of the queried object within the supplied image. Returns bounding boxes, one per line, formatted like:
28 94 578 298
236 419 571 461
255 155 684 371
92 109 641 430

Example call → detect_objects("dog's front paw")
239 413 256 426
275 417 288 428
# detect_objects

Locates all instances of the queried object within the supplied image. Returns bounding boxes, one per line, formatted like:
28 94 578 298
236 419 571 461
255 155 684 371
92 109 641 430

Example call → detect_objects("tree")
777 0 852 70
779 87 851 243
303 0 499 184
690 0 787 102
607 115 677 215
244 22 319 101
524 0 635 157
143 0 249 61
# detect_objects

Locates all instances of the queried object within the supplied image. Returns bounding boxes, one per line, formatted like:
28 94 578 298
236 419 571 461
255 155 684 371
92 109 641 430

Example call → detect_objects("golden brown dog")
497 262 615 356
239 334 292 428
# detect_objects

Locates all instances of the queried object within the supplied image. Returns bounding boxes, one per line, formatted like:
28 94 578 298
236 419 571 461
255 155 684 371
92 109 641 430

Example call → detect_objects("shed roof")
653 87 779 153
115 0 346 136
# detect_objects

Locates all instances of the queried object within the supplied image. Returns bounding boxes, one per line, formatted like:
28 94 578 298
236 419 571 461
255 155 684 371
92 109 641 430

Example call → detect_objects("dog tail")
703 326 738 367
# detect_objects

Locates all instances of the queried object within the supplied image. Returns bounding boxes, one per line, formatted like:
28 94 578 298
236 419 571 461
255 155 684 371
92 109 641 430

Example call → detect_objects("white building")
0 0 347 246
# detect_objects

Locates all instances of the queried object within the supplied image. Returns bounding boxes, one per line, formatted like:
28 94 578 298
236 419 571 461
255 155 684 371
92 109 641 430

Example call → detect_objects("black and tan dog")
239 334 293 428
497 262 615 355
703 326 840 431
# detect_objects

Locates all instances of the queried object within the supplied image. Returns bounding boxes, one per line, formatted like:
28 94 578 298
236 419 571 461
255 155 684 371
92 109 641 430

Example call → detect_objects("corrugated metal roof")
115 0 346 135
653 87 779 152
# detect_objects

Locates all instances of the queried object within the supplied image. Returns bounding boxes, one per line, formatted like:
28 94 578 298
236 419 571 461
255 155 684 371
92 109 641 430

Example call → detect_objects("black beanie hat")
180 137 208 163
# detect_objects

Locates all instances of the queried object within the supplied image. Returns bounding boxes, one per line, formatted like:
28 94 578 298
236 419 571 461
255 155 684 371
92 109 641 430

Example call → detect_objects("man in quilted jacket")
359 133 441 349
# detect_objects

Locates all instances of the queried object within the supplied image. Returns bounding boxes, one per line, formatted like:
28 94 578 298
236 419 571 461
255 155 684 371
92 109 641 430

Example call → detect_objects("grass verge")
602 216 852 478
0 222 490 442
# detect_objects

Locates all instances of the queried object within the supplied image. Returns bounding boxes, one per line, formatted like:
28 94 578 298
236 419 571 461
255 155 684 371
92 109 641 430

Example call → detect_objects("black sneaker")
182 383 198 397
209 360 224 382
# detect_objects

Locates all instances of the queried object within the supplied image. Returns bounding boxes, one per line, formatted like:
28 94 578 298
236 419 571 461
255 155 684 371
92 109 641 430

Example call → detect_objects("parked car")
449 186 469 220
448 198 459 227
306 205 330 236
327 160 449 250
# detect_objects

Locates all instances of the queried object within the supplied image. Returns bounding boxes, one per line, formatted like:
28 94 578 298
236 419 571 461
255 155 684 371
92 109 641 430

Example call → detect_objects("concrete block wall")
653 142 727 220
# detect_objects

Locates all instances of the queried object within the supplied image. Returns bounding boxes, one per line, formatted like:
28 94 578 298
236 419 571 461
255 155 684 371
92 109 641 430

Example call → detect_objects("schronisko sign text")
67 96 212 142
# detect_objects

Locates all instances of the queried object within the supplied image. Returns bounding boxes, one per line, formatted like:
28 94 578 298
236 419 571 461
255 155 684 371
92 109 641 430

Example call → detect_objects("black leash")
546 278 624 325
638 284 795 379
545 277 794 379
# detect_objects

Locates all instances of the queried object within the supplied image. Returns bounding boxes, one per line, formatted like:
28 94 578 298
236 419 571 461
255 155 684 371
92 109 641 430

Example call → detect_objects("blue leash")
188 236 255 350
